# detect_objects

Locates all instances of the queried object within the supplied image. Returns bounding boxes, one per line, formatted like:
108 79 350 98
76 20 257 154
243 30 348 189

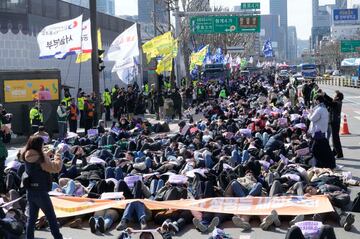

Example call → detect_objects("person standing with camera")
0 119 11 193
22 136 63 239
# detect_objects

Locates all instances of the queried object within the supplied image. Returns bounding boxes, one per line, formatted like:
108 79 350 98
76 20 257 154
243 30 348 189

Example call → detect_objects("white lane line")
344 98 360 106
346 96 360 99
354 116 360 121
354 111 360 115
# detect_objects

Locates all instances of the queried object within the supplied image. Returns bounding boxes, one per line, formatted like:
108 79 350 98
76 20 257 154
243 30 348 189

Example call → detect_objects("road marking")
354 111 360 115
344 98 360 106
354 116 360 121
346 96 360 99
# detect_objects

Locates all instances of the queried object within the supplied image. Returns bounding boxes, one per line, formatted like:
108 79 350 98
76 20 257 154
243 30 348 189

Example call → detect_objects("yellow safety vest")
103 92 111 106
78 97 84 110
62 97 71 107
29 108 43 125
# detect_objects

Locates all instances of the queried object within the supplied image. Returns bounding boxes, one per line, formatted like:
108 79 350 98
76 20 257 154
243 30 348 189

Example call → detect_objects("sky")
116 0 360 40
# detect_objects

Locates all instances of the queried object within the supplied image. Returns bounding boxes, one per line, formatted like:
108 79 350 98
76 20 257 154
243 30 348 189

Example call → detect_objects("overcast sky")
116 0 360 40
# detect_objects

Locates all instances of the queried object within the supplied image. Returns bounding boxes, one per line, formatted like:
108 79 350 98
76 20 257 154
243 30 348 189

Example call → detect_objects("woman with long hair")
22 135 63 239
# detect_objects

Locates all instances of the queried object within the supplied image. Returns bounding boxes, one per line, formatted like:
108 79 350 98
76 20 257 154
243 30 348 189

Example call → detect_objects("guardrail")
316 76 360 88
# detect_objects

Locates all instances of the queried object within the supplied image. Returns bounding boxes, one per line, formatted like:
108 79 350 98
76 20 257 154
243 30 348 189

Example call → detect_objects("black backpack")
351 192 360 212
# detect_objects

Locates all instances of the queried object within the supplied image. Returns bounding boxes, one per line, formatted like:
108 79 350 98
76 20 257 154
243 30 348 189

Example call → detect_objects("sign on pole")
190 15 260 34
241 2 261 10
333 9 358 22
341 40 360 53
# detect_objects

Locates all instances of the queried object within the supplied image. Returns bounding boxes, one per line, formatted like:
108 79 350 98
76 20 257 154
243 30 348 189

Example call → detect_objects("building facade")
0 0 134 94
62 0 115 16
312 0 348 49
288 26 298 63
137 0 170 38
270 0 288 60
260 14 282 58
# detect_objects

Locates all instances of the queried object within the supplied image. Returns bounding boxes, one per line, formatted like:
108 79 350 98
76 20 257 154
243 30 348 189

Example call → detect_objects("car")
279 70 289 76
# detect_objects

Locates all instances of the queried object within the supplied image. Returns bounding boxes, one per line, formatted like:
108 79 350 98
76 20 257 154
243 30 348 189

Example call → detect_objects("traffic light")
98 49 105 72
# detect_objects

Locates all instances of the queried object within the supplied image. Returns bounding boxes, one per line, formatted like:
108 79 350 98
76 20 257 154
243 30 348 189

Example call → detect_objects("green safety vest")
103 92 111 106
62 97 71 107
219 89 227 99
193 80 198 87
78 97 84 110
29 108 43 125
164 82 171 90
144 84 149 94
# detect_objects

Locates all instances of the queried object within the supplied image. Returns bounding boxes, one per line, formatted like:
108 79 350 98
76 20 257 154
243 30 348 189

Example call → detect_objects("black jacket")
324 94 342 124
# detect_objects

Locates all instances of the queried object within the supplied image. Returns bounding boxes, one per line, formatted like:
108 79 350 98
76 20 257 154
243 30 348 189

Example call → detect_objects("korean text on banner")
47 195 334 218
4 79 59 103
37 15 83 59
142 32 174 63
106 23 139 72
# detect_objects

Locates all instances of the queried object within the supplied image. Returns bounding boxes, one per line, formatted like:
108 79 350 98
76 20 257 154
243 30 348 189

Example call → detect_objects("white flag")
116 67 137 85
79 19 92 54
106 24 139 72
37 15 83 59
112 57 137 72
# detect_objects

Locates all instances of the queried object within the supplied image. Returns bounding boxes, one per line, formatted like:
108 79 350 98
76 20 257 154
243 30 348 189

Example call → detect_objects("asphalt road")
22 85 360 239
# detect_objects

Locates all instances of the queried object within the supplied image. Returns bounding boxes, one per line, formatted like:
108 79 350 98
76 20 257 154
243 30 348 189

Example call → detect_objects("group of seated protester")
1 73 359 239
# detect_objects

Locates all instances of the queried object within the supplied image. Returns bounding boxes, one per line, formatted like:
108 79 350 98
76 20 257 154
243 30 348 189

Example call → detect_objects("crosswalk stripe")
354 111 360 115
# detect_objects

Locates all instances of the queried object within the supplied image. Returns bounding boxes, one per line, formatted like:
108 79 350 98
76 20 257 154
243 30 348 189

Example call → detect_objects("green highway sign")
241 2 261 10
190 16 261 34
341 40 360 52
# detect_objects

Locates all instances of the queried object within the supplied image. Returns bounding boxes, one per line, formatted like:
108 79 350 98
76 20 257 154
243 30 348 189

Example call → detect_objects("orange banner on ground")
47 195 334 218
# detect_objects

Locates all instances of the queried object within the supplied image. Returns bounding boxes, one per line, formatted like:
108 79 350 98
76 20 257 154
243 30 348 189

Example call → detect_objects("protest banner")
37 15 83 59
46 195 334 218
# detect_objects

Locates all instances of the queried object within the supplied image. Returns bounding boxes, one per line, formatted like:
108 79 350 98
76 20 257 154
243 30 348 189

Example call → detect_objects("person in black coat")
171 88 182 120
302 81 311 108
324 90 344 159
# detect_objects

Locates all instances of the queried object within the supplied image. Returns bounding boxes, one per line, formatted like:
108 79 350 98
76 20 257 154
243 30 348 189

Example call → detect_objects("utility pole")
90 0 100 118
174 0 182 87
153 0 157 37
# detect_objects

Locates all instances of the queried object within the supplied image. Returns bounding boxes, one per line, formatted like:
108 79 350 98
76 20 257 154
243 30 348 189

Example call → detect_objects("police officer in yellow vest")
29 102 43 134
62 90 72 107
78 92 85 128
219 88 227 99
164 80 171 91
102 88 112 121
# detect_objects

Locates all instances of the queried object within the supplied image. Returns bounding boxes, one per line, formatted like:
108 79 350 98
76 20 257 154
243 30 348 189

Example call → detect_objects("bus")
300 63 317 79
202 64 228 83
289 65 298 74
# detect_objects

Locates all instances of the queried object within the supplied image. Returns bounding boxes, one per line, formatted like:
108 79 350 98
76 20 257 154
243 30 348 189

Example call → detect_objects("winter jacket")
24 149 62 191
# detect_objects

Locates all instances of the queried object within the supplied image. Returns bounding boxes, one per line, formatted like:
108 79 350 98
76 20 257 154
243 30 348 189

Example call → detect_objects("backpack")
351 192 360 212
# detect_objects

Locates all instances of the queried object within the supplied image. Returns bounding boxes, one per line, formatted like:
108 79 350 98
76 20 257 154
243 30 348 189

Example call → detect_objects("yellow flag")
156 53 173 74
190 45 209 71
143 32 175 63
76 29 102 64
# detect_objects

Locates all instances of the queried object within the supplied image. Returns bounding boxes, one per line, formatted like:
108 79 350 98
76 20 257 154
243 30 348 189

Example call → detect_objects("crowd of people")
0 70 359 239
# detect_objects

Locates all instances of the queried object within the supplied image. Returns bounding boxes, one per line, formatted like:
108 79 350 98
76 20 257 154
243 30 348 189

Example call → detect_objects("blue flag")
262 40 273 58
